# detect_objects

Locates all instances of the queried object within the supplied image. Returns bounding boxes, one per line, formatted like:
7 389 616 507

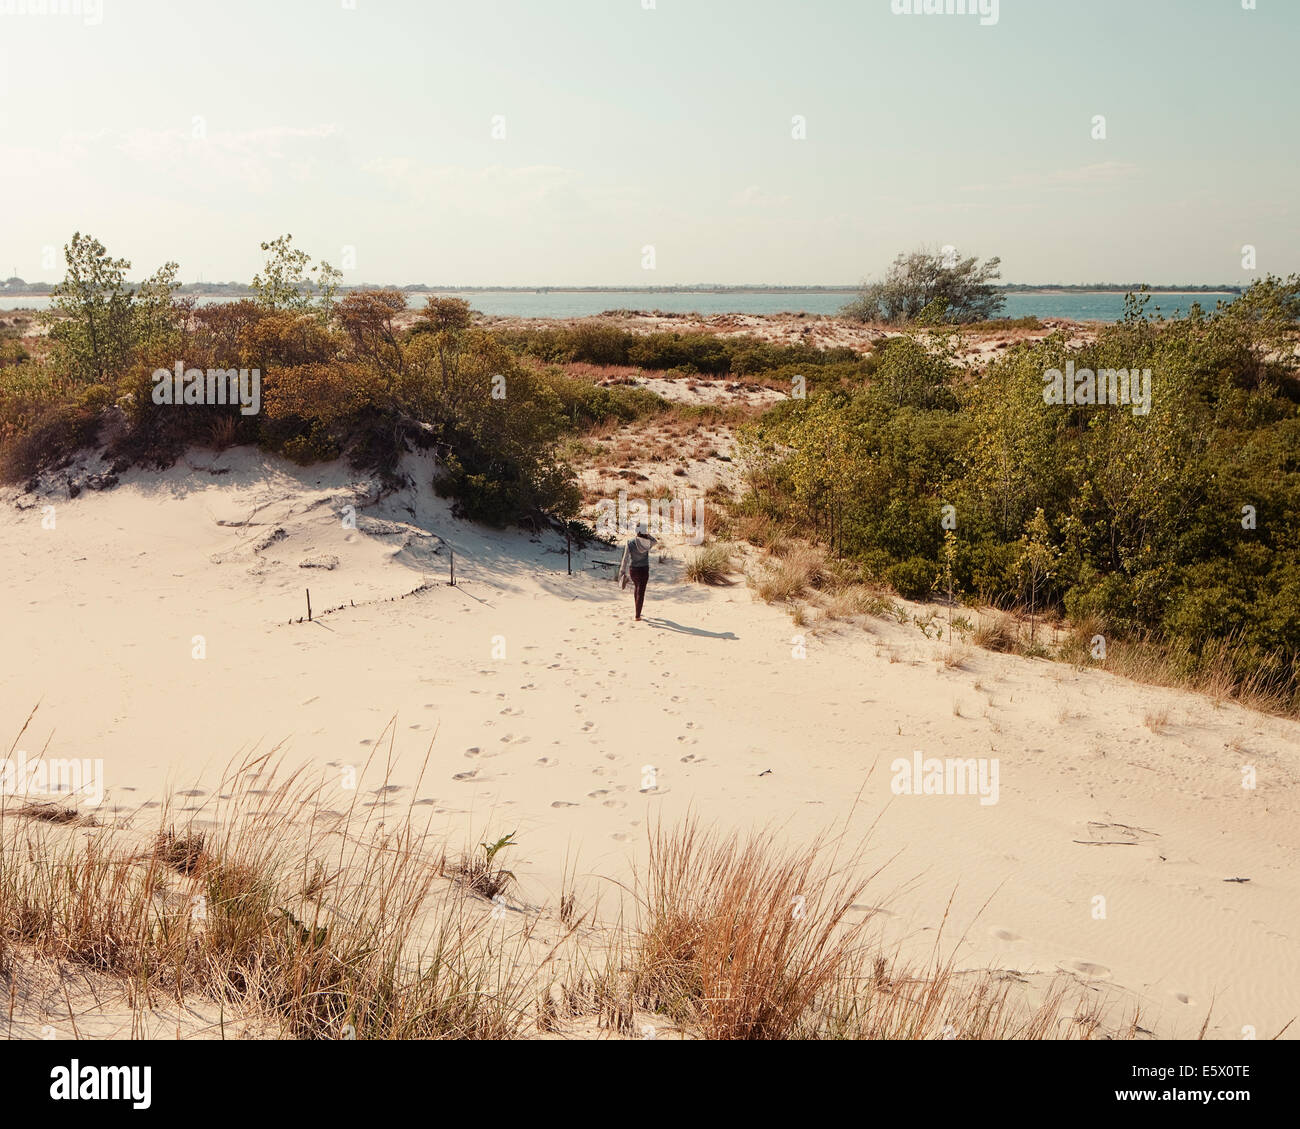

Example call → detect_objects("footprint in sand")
603 800 627 810
611 832 632 842
423 703 436 709
412 798 437 806
551 800 579 808
1172 991 1195 1005
581 721 595 732
177 789 207 798
588 789 609 798
464 747 482 758
989 928 1022 943
453 770 478 782
680 754 698 763
536 757 558 767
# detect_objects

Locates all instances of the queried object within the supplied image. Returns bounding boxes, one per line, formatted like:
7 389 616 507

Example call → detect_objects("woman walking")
618 521 657 621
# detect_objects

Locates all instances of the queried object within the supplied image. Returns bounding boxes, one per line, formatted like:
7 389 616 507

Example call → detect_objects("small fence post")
306 588 312 622
449 550 455 587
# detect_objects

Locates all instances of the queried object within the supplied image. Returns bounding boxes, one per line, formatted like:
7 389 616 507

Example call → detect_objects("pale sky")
1 0 1295 286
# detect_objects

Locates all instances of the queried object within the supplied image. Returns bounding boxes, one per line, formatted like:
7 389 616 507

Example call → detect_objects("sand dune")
3 449 1297 1039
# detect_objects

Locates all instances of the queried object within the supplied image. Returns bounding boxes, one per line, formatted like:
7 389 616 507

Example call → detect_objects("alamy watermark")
891 0 999 27
594 489 705 545
1042 361 1151 416
890 750 1000 806
1 750 105 807
50 1060 150 1110
152 361 261 415
0 0 102 24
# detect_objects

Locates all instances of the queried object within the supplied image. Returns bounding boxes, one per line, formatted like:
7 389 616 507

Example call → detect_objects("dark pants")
630 566 649 619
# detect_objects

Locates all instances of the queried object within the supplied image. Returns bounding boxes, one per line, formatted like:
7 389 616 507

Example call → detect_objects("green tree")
134 259 186 359
1016 508 1058 646
251 234 338 314
42 233 137 384
844 246 1004 325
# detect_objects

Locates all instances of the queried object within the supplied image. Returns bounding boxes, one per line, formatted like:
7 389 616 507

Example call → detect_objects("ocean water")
0 289 1237 323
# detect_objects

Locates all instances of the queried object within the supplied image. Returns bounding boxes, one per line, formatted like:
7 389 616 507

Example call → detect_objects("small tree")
251 234 339 314
1016 508 1057 646
336 288 408 384
134 259 186 359
42 233 137 384
940 528 962 641
844 246 1004 325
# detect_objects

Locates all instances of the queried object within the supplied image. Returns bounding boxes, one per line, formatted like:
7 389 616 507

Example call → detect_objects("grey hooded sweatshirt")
619 533 657 575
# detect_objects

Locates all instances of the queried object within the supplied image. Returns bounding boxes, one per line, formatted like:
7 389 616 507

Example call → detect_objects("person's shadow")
641 617 737 640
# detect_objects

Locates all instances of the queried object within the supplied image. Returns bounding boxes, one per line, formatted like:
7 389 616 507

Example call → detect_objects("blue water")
0 289 1237 323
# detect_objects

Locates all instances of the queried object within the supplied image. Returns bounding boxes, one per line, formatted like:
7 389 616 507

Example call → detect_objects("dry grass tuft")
154 827 209 875
13 802 95 827
684 544 734 586
632 820 881 1039
973 612 1018 653
1143 708 1171 734
752 544 826 604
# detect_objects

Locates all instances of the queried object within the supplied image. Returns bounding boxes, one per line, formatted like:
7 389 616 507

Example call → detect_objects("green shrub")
886 557 936 601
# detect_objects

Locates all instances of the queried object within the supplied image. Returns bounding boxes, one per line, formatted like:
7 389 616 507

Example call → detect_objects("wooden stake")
306 588 312 622
449 550 455 587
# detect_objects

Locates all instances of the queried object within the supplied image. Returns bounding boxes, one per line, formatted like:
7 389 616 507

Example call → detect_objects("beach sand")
2 446 1297 1039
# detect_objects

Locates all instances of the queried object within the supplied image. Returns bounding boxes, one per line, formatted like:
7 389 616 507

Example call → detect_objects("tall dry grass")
1 721 1150 1040
1055 623 1297 717
631 820 882 1039
0 724 545 1039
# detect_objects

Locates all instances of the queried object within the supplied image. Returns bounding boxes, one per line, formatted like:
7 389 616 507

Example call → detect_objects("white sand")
3 448 1298 1039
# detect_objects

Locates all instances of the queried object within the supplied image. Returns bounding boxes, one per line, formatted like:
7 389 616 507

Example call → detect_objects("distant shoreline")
0 285 1244 298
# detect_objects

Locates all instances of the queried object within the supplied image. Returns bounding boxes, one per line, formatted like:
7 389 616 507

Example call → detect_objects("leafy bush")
741 275 1300 708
